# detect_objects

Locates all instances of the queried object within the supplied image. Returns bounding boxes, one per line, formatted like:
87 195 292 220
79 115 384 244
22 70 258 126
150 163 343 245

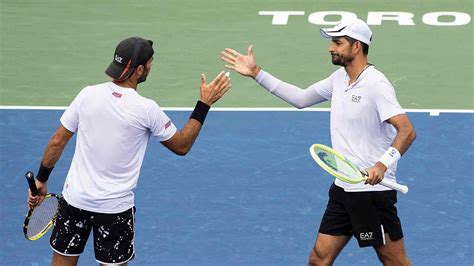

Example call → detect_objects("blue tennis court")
0 109 472 265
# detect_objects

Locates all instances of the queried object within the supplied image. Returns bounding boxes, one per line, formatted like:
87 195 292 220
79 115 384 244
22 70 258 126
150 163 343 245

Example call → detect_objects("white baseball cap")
320 18 372 45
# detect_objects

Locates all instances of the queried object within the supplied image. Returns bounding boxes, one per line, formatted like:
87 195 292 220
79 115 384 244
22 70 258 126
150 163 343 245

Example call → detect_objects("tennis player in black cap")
28 37 231 265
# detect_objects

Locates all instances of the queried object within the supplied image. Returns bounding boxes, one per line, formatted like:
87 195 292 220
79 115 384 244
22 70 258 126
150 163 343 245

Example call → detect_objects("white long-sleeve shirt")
256 66 404 192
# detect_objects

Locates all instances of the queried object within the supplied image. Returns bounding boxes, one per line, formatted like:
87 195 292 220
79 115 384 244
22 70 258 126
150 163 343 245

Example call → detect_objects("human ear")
136 65 144 75
354 41 362 54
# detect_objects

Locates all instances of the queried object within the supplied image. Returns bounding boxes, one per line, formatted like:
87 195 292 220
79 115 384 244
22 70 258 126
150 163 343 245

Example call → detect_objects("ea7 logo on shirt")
352 95 362 103
360 232 374 241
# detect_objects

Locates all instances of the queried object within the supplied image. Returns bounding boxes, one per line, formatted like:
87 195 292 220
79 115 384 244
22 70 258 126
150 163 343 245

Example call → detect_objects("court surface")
1 0 472 109
1 109 472 265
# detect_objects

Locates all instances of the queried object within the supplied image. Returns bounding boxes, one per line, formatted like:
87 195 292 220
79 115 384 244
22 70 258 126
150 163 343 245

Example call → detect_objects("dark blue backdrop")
0 110 472 265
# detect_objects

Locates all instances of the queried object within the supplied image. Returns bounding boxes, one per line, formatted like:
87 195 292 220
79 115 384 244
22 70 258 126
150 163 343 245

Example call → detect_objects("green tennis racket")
309 144 409 194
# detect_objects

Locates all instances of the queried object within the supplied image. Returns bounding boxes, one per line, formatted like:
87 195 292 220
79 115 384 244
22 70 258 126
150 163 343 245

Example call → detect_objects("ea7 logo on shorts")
115 55 123 63
360 232 374 241
352 95 362 103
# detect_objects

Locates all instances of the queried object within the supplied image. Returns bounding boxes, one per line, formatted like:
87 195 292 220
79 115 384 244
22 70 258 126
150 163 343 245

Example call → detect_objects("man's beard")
331 53 353 66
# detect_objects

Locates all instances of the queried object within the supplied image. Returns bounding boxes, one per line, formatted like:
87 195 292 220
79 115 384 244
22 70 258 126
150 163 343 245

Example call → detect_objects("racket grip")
380 178 409 194
25 171 39 196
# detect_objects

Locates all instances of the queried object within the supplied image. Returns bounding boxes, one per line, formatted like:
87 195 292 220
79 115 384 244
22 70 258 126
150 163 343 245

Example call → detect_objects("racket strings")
316 149 359 181
27 197 59 238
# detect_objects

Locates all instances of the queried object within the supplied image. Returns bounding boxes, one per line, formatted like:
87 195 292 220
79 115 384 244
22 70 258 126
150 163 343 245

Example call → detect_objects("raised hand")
199 71 231 106
221 45 261 78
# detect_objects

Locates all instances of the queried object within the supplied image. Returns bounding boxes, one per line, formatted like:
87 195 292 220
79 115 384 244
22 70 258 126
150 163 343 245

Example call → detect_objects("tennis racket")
23 171 60 240
309 144 409 194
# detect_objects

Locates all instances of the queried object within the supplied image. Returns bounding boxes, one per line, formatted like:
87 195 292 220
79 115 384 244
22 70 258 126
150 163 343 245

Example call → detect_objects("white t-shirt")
60 82 177 213
312 66 404 191
256 66 404 192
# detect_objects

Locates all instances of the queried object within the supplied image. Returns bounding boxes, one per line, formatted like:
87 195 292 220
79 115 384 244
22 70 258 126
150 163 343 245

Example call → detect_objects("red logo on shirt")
165 120 172 129
112 92 122 98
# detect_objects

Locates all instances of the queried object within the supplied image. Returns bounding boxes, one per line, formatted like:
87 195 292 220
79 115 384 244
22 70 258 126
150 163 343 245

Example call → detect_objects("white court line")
0 106 473 115
0 106 68 110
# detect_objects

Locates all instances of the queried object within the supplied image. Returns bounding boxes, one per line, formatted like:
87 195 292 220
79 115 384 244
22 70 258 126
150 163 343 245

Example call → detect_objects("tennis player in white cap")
221 18 416 265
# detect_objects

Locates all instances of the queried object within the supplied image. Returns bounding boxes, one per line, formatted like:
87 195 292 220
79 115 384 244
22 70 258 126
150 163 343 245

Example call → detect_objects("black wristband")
36 163 54 182
190 100 210 124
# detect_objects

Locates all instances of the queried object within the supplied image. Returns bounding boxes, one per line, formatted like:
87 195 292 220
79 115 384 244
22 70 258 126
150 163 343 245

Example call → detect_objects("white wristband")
378 147 401 168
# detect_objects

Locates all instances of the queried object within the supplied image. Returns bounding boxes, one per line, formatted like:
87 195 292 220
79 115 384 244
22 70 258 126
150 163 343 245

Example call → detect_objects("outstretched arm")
221 45 327 108
161 71 231 155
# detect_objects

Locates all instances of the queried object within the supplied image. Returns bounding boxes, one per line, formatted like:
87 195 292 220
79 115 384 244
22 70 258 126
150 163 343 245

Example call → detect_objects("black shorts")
50 198 136 264
319 183 403 247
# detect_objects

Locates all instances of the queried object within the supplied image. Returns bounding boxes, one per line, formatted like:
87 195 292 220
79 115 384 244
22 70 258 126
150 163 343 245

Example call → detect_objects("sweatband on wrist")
378 147 401 168
36 163 53 182
190 100 210 125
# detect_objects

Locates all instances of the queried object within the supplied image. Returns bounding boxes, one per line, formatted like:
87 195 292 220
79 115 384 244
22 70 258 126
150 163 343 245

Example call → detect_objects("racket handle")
25 171 39 196
380 178 409 194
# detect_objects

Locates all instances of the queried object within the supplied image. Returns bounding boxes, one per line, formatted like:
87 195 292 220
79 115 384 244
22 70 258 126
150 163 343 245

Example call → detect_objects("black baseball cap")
105 37 154 81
